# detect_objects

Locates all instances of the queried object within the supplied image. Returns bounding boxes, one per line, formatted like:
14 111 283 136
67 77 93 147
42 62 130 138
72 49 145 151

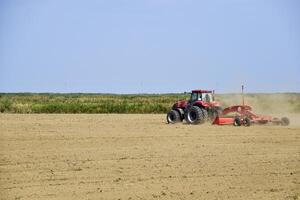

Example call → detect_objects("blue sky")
0 0 299 93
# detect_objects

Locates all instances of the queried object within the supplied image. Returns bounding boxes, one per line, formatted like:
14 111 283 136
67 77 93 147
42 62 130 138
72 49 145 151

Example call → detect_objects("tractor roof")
191 90 212 93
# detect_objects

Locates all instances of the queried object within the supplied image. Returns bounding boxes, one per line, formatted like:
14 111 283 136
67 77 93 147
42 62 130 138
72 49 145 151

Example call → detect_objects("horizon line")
1 92 300 95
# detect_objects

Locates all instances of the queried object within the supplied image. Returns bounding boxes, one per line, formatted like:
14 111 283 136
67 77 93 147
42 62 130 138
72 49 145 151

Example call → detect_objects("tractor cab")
190 90 214 103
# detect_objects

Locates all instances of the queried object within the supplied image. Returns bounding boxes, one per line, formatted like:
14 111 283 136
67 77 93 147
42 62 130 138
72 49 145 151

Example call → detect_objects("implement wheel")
243 117 251 127
233 117 241 126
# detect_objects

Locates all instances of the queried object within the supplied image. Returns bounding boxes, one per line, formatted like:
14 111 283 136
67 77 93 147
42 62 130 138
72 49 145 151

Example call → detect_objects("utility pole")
242 85 245 106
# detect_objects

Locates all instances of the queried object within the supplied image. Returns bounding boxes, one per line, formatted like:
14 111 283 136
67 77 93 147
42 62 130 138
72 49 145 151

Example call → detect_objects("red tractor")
167 90 222 124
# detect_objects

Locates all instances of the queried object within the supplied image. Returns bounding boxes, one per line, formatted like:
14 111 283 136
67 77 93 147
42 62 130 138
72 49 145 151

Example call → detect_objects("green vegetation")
0 93 186 114
0 93 299 114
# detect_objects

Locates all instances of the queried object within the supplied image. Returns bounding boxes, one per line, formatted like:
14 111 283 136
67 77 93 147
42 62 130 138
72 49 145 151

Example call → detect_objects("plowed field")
0 114 299 199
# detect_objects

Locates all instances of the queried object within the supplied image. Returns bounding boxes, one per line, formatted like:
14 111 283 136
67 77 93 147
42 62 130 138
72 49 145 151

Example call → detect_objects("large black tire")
281 117 290 126
209 107 222 121
243 117 251 127
209 110 218 121
177 108 185 121
202 109 209 121
167 110 181 124
185 106 204 124
233 117 241 126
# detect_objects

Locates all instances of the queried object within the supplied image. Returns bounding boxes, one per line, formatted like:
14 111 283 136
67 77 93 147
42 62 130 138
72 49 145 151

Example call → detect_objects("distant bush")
0 93 299 114
0 98 12 112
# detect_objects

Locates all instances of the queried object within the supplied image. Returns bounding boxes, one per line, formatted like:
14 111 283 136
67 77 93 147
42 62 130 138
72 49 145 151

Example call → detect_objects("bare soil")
0 114 299 200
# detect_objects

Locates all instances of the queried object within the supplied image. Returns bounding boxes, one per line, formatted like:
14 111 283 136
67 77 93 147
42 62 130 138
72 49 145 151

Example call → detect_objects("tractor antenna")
242 85 245 106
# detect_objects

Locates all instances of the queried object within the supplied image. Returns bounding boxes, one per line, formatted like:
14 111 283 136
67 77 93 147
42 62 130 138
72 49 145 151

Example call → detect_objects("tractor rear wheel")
202 109 209 121
209 107 222 121
281 117 290 126
167 110 181 124
185 106 204 124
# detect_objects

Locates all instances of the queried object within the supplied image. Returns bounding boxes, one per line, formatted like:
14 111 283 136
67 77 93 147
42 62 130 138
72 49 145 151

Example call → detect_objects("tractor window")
203 93 213 103
190 92 198 101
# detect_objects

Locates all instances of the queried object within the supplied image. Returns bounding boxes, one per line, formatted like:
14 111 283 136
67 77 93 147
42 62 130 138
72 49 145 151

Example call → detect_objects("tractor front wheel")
167 109 181 124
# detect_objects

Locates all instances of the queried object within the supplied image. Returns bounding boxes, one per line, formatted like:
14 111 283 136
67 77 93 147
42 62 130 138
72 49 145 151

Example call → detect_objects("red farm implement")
212 105 289 126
